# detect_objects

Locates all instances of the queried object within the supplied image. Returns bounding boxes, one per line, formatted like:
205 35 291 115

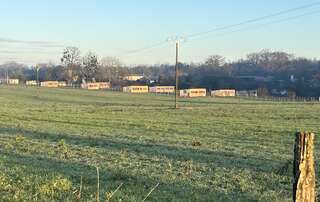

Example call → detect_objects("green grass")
0 85 319 201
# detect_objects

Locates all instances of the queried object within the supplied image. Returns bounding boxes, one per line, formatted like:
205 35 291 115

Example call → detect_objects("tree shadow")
178 99 276 106
0 127 285 174
0 151 260 202
4 115 181 133
32 95 172 108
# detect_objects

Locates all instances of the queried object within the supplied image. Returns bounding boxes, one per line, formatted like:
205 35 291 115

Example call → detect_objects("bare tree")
247 49 294 70
205 55 226 67
99 57 123 82
61 47 81 84
82 52 99 81
101 56 121 68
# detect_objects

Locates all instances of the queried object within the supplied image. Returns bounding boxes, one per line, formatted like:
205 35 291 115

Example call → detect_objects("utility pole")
175 42 179 109
36 65 40 86
6 68 9 85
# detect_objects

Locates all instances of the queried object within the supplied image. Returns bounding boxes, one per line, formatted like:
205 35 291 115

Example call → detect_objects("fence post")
293 132 316 202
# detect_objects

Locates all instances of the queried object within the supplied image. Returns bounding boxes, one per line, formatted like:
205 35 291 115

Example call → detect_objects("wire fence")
237 96 320 103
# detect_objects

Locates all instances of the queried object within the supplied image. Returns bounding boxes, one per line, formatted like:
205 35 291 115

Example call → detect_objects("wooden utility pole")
293 132 316 202
6 68 9 84
36 65 40 86
96 167 100 202
175 42 179 109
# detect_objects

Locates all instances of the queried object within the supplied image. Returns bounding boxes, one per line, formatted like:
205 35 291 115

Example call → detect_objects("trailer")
26 80 37 86
41 81 59 88
180 88 207 97
81 82 100 90
149 86 175 94
8 79 19 85
58 81 67 87
123 86 149 93
211 89 236 97
236 90 258 97
98 82 111 89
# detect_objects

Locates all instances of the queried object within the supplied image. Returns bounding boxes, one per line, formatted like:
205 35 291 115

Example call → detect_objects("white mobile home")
180 89 207 97
123 86 149 93
41 81 59 88
149 86 175 94
211 89 236 97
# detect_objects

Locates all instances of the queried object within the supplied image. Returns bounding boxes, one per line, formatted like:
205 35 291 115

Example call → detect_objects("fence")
238 96 320 103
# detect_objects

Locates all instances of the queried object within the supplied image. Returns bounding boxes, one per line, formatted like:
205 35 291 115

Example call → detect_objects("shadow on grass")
4 115 181 133
0 150 259 202
32 95 173 108
178 99 278 106
0 127 284 174
26 90 177 108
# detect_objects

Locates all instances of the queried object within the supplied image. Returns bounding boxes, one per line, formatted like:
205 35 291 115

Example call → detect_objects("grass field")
0 85 319 201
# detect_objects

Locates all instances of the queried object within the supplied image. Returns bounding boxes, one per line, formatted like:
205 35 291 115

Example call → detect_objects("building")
8 79 19 85
58 81 67 87
81 82 110 90
98 82 111 89
248 90 258 97
236 90 249 97
123 86 149 93
26 80 37 86
271 89 288 97
236 90 258 97
41 81 59 88
180 89 207 97
123 75 144 81
81 82 100 90
290 75 296 82
211 89 236 97
81 83 86 89
149 86 175 94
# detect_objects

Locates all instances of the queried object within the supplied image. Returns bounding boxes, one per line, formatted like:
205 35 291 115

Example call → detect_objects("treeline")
0 48 320 97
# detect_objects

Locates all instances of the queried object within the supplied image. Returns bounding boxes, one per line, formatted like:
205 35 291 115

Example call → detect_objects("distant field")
0 85 319 201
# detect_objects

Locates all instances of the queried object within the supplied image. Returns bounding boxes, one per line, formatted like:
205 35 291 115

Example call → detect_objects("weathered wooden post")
293 132 316 202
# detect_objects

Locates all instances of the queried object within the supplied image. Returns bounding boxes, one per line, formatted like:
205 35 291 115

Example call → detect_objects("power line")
116 41 169 58
186 1 320 39
116 1 320 59
185 9 320 44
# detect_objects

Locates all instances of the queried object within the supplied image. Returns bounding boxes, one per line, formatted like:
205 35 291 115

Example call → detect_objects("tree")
205 55 225 67
99 57 123 83
101 56 121 68
247 50 293 71
0 62 29 81
61 47 81 84
82 52 99 81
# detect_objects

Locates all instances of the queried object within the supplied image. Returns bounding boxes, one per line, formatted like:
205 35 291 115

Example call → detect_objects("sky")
0 0 320 65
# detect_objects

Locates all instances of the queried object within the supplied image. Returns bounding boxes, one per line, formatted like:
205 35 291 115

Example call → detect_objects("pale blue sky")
0 0 319 65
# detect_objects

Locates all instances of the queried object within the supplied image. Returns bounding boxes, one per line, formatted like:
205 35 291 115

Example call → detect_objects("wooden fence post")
293 132 316 202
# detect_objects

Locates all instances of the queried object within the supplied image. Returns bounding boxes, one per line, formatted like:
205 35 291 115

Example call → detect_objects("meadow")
0 85 319 201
